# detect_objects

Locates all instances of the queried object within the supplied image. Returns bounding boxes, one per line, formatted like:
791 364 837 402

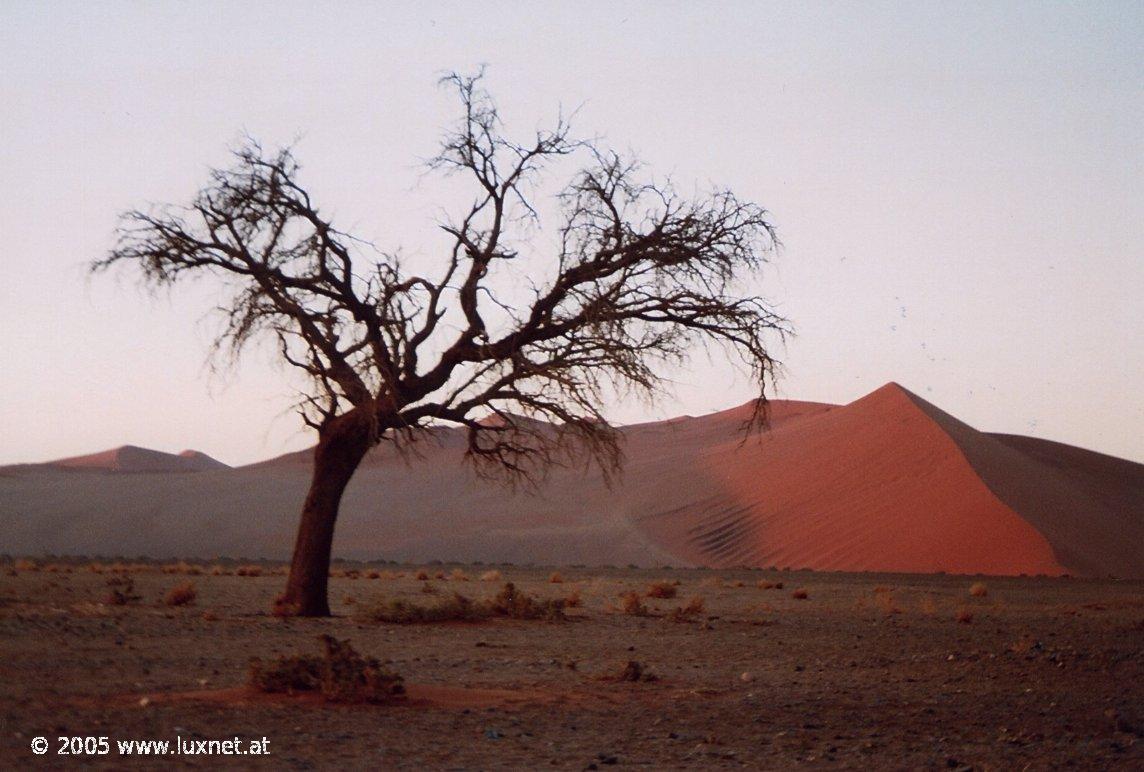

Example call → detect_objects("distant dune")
1 384 1140 577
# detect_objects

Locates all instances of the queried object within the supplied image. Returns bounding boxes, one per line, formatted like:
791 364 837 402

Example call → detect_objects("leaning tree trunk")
276 409 373 617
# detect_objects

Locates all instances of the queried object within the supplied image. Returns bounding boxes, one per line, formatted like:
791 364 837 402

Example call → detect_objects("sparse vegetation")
479 569 503 582
450 568 469 582
969 582 988 598
548 571 565 584
792 588 809 600
757 579 784 590
104 577 141 606
414 570 430 581
564 588 583 608
164 581 197 607
619 591 649 616
235 565 263 577
956 608 974 624
604 660 658 683
359 583 564 624
249 635 404 703
668 595 706 622
646 580 678 599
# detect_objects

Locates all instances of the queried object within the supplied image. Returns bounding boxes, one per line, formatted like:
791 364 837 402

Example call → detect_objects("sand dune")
0 385 1139 576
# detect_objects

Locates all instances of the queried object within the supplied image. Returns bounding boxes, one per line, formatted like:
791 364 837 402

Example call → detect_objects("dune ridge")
0 385 1139 577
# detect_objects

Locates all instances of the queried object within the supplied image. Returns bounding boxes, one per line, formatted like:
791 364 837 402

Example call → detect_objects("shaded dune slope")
623 384 1066 576
0 386 1139 577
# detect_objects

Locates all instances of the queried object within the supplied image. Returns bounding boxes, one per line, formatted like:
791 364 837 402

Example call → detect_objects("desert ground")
1 560 1141 769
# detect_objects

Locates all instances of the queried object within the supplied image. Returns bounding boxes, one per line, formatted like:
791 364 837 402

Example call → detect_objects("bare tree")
95 73 789 616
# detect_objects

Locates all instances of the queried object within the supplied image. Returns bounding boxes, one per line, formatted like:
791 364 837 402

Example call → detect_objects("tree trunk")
276 409 373 617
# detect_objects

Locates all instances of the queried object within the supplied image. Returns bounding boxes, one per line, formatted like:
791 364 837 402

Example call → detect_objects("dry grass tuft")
164 581 197 607
450 568 469 582
603 660 658 683
956 608 974 624
791 588 809 600
479 569 503 582
235 565 263 577
874 590 902 616
366 570 381 580
645 580 678 599
360 583 563 624
757 579 784 590
619 591 649 616
249 635 404 704
668 595 706 622
969 582 988 598
434 570 446 580
14 559 38 572
548 571 565 584
105 578 141 606
918 594 938 615
563 588 583 608
414 569 430 581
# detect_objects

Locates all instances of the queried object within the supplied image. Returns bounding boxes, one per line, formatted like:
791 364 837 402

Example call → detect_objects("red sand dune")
45 445 230 473
1 384 1140 577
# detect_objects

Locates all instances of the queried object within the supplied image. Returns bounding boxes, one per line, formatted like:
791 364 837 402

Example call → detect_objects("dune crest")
1 385 1140 577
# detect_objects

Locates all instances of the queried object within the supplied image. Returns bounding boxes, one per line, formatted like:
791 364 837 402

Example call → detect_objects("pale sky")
1 1 1141 466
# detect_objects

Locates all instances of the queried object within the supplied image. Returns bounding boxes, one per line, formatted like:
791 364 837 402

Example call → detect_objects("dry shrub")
343 595 356 606
874 591 902 616
249 635 404 704
873 585 892 594
701 576 724 589
956 608 974 624
360 583 563 624
414 569 430 581
757 579 784 590
164 581 197 607
272 595 301 617
969 582 988 598
209 565 229 576
603 660 658 683
791 588 809 600
105 578 141 606
918 594 938 615
619 591 648 616
564 588 583 608
434 570 446 580
548 571 565 584
646 580 678 599
488 582 566 620
450 568 469 582
14 559 38 572
359 593 483 624
236 565 263 577
366 570 381 580
86 562 105 574
420 582 439 594
727 579 745 588
342 569 361 580
479 569 503 582
668 595 706 622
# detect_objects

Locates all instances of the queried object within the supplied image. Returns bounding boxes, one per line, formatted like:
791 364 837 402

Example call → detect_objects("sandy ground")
1 563 1141 769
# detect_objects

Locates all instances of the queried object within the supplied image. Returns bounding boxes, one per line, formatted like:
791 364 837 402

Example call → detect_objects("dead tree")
95 73 789 616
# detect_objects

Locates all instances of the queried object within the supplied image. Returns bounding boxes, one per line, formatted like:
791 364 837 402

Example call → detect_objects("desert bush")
564 588 583 608
645 580 678 599
450 568 469 582
434 570 446 580
86 562 106 574
956 608 974 624
969 582 988 598
359 593 485 624
14 559 38 572
489 582 566 620
604 660 658 683
668 595 706 622
420 582 439 594
414 569 430 581
479 569 503 582
757 579 783 590
548 571 565 584
791 588 809 600
209 565 230 576
727 579 745 588
618 591 649 616
918 595 937 615
874 590 902 616
164 581 197 607
359 582 563 624
366 570 381 580
236 565 263 577
249 635 404 704
105 578 141 606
